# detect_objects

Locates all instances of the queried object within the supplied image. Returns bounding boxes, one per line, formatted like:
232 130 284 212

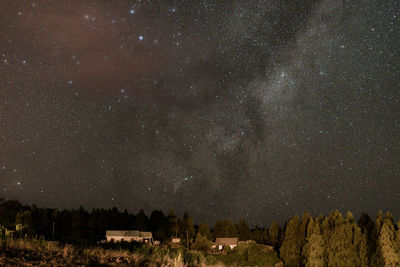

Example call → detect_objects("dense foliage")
1 199 400 266
0 199 279 247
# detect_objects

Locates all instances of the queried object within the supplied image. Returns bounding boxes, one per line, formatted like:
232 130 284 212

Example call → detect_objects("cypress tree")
268 221 281 248
303 219 325 267
325 211 361 267
280 215 303 267
379 219 400 266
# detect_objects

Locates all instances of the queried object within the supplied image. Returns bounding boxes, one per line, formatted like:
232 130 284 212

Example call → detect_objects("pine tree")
303 221 325 267
300 212 312 264
280 215 303 267
213 220 237 238
325 211 361 267
182 212 195 246
135 209 149 231
149 210 168 242
376 210 384 234
379 220 400 266
237 219 251 241
251 227 268 244
352 221 365 267
268 221 281 248
302 217 314 265
395 221 400 258
167 209 178 237
198 222 212 241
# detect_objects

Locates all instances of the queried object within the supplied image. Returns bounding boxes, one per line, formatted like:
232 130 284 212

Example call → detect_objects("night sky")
1 0 399 226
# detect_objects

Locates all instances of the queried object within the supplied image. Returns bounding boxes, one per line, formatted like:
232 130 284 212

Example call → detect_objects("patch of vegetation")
215 242 280 267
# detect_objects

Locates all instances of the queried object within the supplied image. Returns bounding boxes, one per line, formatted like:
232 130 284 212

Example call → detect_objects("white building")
212 237 238 250
105 230 153 244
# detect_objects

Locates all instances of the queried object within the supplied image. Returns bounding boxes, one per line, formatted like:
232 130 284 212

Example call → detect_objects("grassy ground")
0 237 281 266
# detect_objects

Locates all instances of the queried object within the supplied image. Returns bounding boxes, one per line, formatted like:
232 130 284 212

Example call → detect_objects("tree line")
1 199 399 266
0 199 272 246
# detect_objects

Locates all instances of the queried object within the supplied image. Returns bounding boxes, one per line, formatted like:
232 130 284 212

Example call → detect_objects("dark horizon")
1 198 397 229
1 0 399 227
1 197 398 230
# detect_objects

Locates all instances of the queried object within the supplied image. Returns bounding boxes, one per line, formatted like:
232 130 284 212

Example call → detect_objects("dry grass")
0 237 191 266
0 236 279 266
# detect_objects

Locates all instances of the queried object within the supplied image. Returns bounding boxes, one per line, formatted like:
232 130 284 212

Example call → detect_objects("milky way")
0 0 399 225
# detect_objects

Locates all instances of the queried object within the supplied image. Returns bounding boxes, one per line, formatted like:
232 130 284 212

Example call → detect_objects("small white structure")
171 238 181 243
106 230 153 244
212 238 238 250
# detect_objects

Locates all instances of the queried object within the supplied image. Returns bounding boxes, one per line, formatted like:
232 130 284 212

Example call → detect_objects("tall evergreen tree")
135 209 149 231
325 211 361 267
302 217 314 265
251 227 268 244
237 219 251 241
149 210 168 242
358 212 379 266
198 223 212 241
268 221 281 248
303 219 325 267
182 212 195 246
376 210 385 234
300 212 312 264
167 209 178 237
280 215 303 267
395 221 400 256
213 220 237 238
378 219 400 266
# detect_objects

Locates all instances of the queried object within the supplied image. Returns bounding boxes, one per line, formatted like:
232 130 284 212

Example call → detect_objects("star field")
0 0 399 225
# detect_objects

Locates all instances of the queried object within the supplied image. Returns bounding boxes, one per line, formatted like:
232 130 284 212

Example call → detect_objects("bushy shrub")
216 242 280 267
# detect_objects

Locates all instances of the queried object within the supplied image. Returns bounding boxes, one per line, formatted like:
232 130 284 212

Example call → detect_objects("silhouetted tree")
167 209 178 238
198 222 212 241
237 219 251 241
182 212 195 245
251 227 268 244
135 209 149 231
214 220 237 239
0 199 24 228
358 212 378 266
149 210 168 242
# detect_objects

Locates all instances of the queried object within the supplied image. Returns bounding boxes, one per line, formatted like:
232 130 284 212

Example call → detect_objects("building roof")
139 231 153 238
106 230 139 237
215 237 238 246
